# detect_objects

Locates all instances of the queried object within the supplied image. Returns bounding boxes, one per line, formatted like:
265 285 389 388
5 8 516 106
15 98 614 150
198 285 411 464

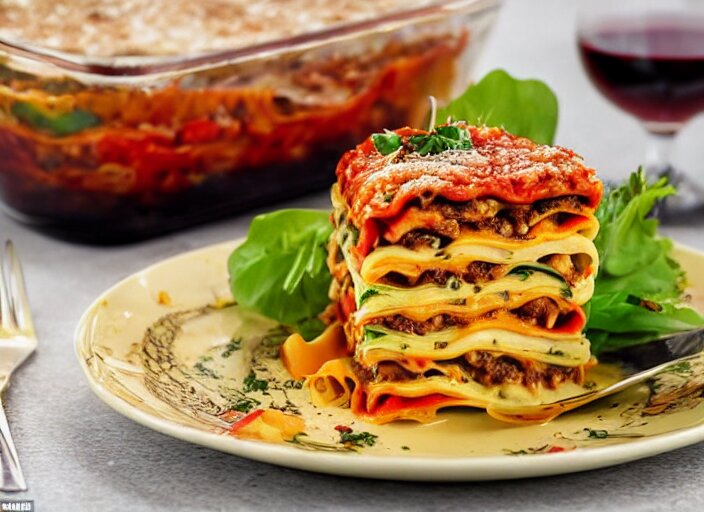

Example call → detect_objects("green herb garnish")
408 125 473 156
338 430 378 447
371 130 402 155
372 125 473 157
231 397 260 413
243 372 269 393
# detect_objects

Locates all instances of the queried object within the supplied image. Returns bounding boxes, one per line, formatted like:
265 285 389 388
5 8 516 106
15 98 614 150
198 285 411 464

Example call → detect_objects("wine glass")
576 0 704 219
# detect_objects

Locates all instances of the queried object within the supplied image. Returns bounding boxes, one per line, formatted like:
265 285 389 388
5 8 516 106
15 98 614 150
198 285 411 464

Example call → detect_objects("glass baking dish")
0 0 501 243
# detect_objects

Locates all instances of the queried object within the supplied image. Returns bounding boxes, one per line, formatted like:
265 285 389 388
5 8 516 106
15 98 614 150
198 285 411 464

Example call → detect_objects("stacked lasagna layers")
308 125 603 423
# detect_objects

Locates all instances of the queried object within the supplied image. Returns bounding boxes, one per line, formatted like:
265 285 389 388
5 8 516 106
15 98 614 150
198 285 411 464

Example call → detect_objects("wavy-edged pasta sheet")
359 228 599 284
357 325 590 367
280 322 349 379
304 354 594 424
354 272 593 325
382 203 598 245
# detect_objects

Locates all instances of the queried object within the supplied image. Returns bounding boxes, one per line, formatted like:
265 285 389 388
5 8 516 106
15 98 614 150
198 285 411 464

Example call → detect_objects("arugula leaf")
437 69 558 145
228 209 333 339
586 169 704 354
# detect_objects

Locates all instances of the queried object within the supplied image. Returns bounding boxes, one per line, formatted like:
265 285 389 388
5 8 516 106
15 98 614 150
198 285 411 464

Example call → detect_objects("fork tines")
0 241 32 334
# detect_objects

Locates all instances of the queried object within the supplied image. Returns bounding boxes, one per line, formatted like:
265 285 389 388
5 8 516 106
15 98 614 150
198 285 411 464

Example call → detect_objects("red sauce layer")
336 125 603 237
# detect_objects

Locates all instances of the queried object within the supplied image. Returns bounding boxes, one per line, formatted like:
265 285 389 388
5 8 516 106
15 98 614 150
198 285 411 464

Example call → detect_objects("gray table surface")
2 0 704 510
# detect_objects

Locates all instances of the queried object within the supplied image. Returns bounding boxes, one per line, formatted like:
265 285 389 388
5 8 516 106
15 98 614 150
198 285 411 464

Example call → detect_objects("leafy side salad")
586 170 703 353
228 69 703 356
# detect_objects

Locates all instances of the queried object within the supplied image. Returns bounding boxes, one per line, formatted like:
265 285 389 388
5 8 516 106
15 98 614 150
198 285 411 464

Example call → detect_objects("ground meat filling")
379 313 472 335
395 195 588 246
376 297 568 335
464 351 582 388
355 351 583 388
381 254 584 288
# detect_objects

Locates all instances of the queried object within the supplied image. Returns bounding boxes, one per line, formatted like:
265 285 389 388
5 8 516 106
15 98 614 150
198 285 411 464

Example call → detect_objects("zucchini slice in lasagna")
282 124 603 423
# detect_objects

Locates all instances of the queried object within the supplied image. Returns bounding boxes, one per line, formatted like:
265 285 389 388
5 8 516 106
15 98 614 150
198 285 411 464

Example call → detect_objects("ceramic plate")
75 240 704 481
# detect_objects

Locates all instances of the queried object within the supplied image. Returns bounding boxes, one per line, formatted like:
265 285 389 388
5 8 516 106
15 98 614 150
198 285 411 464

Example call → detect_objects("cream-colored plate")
75 240 704 481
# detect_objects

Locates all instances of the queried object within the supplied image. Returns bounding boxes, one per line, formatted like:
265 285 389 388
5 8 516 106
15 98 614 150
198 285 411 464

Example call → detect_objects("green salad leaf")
585 169 704 354
228 209 333 339
437 69 558 145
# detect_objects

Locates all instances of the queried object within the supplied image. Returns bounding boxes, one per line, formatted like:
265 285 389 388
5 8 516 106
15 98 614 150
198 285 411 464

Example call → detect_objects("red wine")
578 16 704 130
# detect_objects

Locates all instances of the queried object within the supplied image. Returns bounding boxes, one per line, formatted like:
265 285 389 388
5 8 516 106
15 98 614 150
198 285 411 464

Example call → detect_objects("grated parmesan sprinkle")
340 126 602 227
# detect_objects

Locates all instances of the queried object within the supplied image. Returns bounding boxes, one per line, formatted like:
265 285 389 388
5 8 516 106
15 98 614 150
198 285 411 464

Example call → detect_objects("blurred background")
2 0 703 243
480 0 704 187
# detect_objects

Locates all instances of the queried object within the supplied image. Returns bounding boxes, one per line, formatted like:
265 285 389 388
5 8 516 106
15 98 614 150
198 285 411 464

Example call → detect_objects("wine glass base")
651 167 704 224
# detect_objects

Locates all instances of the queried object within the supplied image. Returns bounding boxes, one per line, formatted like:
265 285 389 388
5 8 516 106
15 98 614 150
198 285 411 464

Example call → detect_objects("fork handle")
0 396 27 491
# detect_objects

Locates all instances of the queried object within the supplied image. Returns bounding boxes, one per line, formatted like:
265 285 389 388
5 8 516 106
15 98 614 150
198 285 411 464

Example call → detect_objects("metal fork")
0 241 36 492
487 328 704 424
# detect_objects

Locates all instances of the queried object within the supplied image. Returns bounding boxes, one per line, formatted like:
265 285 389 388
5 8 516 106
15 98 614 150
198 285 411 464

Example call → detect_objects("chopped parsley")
335 425 378 447
230 396 260 413
243 372 269 393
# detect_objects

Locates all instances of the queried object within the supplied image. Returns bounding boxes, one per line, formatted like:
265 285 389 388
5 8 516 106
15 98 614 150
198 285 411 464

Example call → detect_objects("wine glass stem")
645 132 675 178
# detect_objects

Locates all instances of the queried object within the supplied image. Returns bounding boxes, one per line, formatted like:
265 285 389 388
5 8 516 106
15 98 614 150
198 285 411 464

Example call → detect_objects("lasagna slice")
282 124 603 424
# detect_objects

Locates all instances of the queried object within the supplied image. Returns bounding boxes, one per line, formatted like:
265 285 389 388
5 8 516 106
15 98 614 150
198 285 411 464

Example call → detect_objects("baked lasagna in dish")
282 124 603 423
